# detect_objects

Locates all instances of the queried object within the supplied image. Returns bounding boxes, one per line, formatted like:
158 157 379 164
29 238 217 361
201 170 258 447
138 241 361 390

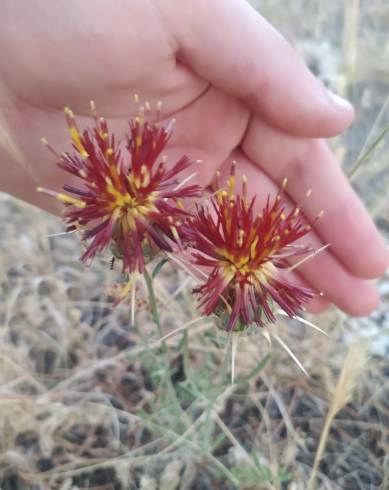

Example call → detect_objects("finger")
167 86 250 184
163 0 354 137
306 297 331 315
284 270 331 314
242 117 389 279
216 153 380 316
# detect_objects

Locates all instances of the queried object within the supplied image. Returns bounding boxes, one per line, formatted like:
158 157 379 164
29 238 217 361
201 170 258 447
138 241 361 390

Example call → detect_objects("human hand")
0 0 387 316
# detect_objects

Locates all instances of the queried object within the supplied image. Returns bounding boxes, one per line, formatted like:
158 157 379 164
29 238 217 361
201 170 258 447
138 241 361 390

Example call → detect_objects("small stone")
65 424 88 445
15 430 39 450
160 459 182 490
37 279 55 296
36 457 54 472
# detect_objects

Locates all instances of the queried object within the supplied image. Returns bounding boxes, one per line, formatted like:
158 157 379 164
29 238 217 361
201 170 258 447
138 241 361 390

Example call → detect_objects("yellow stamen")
37 187 84 208
250 237 259 258
90 100 97 116
64 107 88 158
228 175 235 190
141 165 150 187
254 261 277 285
242 174 248 202
228 161 237 196
58 194 85 208
64 106 73 117
217 189 228 204
238 229 244 247
170 225 180 242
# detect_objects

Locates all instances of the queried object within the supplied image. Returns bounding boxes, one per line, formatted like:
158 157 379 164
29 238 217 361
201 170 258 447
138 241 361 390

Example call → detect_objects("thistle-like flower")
185 164 319 332
38 103 201 274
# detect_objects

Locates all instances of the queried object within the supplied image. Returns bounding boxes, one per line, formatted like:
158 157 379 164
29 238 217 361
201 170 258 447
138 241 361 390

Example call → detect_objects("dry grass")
1 1 389 489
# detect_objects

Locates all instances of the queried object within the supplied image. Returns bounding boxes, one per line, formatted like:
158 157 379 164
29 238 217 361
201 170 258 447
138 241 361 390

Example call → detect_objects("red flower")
184 164 318 332
38 105 201 274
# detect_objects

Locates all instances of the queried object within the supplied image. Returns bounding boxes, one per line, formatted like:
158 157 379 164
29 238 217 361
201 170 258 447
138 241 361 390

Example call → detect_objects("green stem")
348 125 389 180
144 267 163 338
143 266 171 369
144 267 185 413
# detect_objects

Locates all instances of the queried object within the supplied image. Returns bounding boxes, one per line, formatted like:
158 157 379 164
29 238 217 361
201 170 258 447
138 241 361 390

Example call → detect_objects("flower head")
38 104 201 274
184 164 318 332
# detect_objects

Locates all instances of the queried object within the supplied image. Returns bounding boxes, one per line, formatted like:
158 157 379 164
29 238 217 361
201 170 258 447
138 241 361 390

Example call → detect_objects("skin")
0 0 388 316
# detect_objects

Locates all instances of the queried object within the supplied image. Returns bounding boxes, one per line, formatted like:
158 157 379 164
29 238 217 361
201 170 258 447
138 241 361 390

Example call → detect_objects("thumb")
161 0 354 137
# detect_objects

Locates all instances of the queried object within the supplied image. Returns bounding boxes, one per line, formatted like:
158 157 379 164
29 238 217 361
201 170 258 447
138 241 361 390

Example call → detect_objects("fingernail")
327 89 353 111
